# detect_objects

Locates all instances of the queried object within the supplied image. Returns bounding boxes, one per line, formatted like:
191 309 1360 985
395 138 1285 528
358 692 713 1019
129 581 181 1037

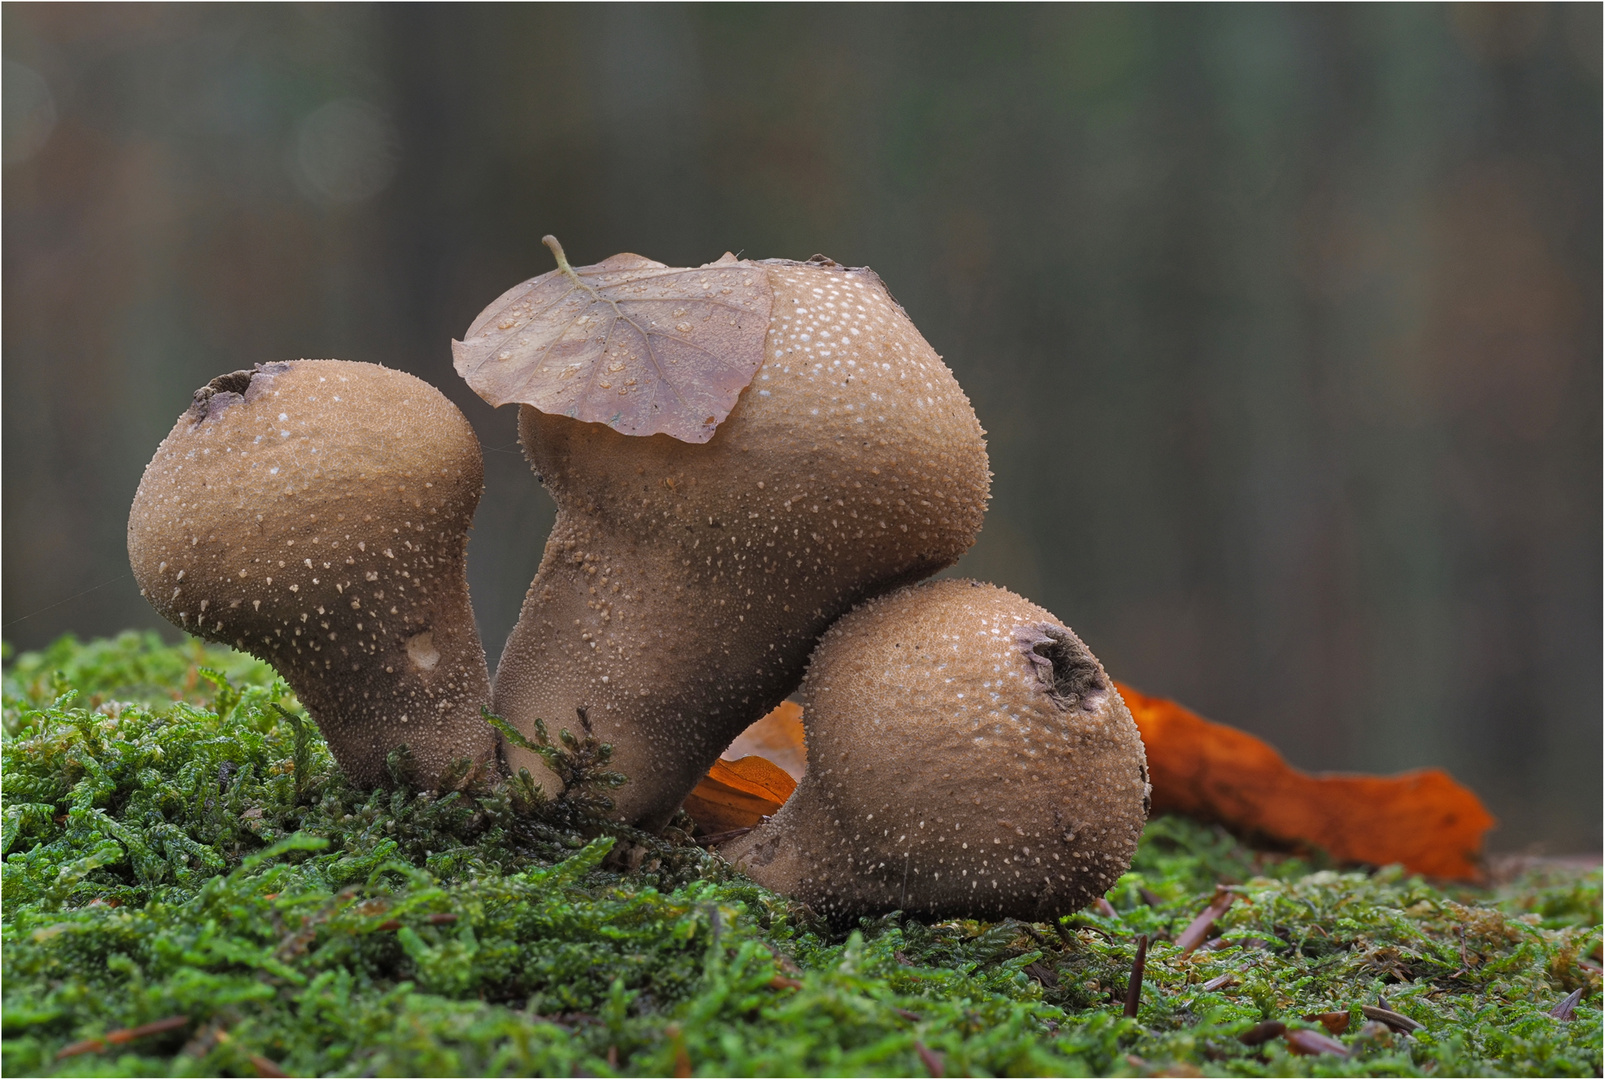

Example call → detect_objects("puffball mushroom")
455 244 990 828
127 359 496 788
721 579 1150 922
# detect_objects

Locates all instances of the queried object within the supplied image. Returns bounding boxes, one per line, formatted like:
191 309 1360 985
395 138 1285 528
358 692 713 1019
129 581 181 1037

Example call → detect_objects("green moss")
3 634 1599 1077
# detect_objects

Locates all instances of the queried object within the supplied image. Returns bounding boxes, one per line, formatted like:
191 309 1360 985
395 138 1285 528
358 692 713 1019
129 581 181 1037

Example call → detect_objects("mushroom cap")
721 578 1150 922
127 359 493 785
493 258 991 825
517 257 989 548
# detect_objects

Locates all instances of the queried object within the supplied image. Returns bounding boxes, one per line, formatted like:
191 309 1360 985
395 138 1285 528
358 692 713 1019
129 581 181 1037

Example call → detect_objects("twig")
250 1054 290 1078
56 1015 190 1059
374 913 458 931
1123 934 1149 1018
1238 1020 1286 1046
1176 889 1235 956
208 1026 291 1077
695 826 754 847
1361 1003 1422 1033
1285 1028 1349 1057
666 1022 691 1078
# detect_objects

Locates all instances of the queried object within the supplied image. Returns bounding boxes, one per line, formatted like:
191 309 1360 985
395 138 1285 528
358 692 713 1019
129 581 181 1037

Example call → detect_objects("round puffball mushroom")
485 257 990 827
720 578 1150 922
127 360 496 788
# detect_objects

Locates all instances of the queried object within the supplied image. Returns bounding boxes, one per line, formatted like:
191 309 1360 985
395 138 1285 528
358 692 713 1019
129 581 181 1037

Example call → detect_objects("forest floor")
2 632 1599 1077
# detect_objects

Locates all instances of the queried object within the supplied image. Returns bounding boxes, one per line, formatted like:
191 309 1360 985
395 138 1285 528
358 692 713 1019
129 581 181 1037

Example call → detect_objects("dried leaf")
1549 988 1584 1021
1176 889 1235 956
1238 1020 1287 1046
250 1054 290 1078
671 1028 691 1079
1284 1027 1350 1057
1023 961 1060 988
1303 1010 1351 1036
721 700 807 780
1116 681 1495 880
1361 1004 1423 1033
681 754 797 835
453 236 773 443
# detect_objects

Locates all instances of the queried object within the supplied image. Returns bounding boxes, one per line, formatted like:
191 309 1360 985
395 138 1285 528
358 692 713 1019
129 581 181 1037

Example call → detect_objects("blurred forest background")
3 5 1599 851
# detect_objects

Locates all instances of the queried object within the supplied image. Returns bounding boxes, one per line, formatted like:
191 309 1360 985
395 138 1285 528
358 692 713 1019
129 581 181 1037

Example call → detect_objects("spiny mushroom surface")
720 578 1150 922
127 360 496 787
458 249 990 828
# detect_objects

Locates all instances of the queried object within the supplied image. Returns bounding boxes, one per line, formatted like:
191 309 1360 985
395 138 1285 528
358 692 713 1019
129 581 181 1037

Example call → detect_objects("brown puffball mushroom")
476 255 990 828
127 360 496 788
720 578 1150 922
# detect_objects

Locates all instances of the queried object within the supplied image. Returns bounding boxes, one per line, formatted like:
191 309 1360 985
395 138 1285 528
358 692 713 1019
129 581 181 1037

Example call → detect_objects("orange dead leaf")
721 700 807 780
682 754 797 835
1116 681 1495 880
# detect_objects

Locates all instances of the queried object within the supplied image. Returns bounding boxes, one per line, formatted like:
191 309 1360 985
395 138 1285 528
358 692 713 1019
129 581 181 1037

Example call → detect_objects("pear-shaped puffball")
488 257 991 827
128 360 495 788
721 579 1150 922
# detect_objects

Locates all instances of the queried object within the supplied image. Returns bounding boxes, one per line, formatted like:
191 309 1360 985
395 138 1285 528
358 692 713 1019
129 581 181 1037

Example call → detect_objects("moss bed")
2 632 1599 1077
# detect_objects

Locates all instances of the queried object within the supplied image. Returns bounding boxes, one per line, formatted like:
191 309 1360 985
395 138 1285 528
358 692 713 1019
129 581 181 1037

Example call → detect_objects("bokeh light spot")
292 97 399 205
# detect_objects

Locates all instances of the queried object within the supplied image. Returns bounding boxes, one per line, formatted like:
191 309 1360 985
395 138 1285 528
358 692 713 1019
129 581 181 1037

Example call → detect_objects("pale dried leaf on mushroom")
453 237 774 443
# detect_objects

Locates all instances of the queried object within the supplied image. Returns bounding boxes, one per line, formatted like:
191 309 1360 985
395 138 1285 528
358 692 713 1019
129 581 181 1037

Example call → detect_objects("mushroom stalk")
487 258 991 827
721 579 1151 922
128 360 496 788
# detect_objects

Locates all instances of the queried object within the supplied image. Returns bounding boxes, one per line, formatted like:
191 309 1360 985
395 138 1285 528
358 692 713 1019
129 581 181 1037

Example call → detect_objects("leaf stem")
543 235 583 286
